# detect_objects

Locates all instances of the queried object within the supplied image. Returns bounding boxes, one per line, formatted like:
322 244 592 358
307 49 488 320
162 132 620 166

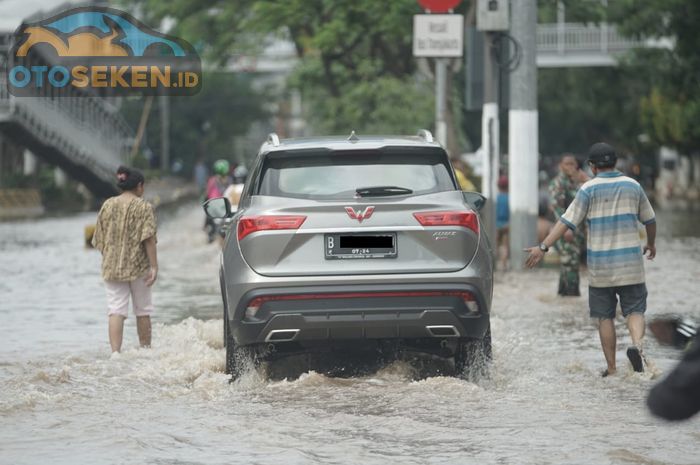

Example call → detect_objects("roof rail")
267 132 280 147
417 129 434 143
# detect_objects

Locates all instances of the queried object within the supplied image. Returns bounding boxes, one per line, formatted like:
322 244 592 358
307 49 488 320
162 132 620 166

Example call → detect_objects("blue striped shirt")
561 171 655 287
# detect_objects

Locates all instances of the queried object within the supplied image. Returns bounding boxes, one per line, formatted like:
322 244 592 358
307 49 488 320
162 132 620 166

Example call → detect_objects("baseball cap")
587 142 617 165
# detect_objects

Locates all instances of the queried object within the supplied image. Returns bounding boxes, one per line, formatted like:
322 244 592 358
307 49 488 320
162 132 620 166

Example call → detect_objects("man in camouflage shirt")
549 154 588 296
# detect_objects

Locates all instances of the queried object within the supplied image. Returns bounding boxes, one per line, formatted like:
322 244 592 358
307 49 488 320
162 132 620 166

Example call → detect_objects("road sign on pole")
413 14 464 58
417 0 461 13
414 2 463 148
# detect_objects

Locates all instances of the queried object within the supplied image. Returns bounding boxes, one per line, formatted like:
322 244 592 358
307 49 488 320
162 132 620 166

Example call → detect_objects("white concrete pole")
54 167 67 187
481 102 499 201
23 149 37 175
481 32 499 246
289 89 305 138
159 95 170 172
508 0 539 270
435 58 448 147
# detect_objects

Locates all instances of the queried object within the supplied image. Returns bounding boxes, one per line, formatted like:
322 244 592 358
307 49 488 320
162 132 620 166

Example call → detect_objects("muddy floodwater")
1 204 698 465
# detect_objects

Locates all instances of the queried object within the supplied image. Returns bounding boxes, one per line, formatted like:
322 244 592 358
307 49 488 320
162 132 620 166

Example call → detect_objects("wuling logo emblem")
7 6 201 96
345 206 375 223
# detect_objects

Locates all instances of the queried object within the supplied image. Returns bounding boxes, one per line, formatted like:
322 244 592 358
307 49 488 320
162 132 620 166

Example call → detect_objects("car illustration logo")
14 10 187 58
7 6 201 96
345 206 375 223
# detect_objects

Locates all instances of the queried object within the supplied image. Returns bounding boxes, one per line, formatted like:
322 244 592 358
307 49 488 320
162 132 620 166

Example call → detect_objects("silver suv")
204 131 493 379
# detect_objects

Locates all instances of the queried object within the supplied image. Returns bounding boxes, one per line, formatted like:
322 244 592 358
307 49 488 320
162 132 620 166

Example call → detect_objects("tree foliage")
537 0 606 23
124 0 700 162
125 0 457 135
120 72 267 174
537 66 651 157
612 0 700 154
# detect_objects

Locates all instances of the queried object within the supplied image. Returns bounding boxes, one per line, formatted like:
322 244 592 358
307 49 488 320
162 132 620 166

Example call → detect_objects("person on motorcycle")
204 159 232 243
206 159 232 200
224 165 248 209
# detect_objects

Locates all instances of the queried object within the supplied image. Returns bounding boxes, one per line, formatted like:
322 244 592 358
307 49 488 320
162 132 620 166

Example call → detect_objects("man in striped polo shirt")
526 142 657 376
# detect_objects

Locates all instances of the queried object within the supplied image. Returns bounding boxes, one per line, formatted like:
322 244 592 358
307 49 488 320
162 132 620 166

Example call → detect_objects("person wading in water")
549 154 588 296
92 166 158 354
525 143 656 377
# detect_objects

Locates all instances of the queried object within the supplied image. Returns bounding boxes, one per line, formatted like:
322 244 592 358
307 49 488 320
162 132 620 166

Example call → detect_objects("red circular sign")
417 0 461 12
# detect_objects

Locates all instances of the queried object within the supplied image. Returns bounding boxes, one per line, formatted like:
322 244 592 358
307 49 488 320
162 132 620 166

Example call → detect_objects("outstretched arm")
524 221 570 268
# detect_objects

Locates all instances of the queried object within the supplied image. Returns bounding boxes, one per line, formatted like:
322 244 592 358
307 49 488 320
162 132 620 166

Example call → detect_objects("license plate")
324 233 397 259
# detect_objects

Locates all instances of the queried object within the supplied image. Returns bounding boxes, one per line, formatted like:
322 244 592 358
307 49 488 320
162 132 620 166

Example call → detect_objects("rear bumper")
231 283 490 347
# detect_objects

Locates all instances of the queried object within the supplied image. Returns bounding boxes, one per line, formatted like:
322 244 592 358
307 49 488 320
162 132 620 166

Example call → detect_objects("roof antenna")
348 130 359 143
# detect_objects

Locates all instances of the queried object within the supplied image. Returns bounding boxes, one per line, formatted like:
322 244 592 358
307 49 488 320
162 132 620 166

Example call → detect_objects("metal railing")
0 71 131 185
537 22 644 55
0 28 131 187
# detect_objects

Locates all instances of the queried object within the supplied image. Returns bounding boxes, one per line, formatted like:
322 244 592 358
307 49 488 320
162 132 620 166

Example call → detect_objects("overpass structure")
536 22 654 68
0 30 132 198
226 22 652 74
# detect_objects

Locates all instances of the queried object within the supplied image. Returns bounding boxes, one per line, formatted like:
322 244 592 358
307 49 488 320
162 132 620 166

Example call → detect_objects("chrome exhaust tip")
265 329 300 343
426 325 460 338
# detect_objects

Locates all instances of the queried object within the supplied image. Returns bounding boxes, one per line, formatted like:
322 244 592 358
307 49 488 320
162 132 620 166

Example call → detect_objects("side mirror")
203 197 232 219
463 191 487 211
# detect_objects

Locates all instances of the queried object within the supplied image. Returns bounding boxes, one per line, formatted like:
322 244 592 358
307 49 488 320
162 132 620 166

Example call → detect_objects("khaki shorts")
104 275 154 318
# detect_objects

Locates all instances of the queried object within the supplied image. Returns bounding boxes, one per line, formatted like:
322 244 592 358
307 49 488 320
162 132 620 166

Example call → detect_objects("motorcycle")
649 316 697 350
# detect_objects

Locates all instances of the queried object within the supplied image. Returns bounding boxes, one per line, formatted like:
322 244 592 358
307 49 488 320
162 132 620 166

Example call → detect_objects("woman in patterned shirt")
92 166 158 354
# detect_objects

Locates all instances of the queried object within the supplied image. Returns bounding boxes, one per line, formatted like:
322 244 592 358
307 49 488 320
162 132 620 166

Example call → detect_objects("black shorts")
588 283 648 320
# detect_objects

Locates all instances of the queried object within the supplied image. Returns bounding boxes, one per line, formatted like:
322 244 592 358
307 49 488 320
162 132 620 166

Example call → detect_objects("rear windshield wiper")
355 186 414 197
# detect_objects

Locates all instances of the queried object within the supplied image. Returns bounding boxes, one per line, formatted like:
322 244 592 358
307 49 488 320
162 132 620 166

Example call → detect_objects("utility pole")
508 0 539 270
159 95 170 173
435 58 448 146
480 32 498 247
476 0 509 247
413 1 463 147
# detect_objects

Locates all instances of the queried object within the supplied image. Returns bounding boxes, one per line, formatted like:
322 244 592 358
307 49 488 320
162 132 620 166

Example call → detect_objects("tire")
221 269 242 377
454 325 492 381
224 318 235 374
222 287 254 379
220 269 228 349
225 336 254 380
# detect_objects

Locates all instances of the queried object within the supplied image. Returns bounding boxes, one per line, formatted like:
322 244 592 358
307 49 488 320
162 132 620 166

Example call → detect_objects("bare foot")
601 368 617 377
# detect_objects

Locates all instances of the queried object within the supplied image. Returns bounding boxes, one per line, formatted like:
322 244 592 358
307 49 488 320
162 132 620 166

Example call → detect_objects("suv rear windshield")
255 148 457 200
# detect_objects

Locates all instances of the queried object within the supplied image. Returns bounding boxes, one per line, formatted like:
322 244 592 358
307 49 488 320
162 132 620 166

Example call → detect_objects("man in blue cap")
525 142 657 377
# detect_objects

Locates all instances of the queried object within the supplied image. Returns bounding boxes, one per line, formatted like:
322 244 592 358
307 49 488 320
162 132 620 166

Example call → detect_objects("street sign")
417 0 461 13
413 14 464 58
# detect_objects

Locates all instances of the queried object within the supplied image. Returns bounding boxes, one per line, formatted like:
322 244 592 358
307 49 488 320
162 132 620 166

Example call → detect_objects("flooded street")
1 203 698 465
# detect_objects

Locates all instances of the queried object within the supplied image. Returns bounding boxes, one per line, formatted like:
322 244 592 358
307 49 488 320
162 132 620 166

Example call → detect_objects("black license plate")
324 233 397 259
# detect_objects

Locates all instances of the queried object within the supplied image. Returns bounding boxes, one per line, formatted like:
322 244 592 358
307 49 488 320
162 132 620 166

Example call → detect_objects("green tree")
538 66 652 157
121 72 267 174
612 0 700 157
125 0 460 137
537 0 606 23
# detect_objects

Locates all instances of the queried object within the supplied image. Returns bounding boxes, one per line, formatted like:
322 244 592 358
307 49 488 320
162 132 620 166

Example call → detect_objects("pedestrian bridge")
0 34 131 198
536 22 666 67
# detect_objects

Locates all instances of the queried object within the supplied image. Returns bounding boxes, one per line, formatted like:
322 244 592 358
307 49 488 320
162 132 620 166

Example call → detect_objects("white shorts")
104 275 154 318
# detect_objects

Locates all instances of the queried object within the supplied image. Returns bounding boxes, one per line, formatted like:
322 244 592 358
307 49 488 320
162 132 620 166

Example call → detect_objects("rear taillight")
413 211 479 234
245 297 264 318
237 215 307 241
